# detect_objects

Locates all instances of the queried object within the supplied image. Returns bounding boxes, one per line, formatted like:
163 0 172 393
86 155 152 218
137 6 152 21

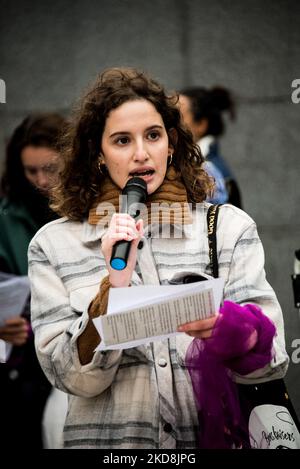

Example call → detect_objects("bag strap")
207 204 221 278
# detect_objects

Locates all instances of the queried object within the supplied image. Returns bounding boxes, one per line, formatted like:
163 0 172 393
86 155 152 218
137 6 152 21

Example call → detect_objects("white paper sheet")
0 340 12 363
0 273 30 325
0 272 30 362
94 277 224 351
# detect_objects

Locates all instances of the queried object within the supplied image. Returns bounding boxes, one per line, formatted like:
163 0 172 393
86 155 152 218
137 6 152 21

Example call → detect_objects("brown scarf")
88 166 193 227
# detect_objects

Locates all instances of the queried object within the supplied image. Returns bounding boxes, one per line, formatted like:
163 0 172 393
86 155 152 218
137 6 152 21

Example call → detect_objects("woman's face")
178 94 206 142
101 99 173 195
21 145 59 195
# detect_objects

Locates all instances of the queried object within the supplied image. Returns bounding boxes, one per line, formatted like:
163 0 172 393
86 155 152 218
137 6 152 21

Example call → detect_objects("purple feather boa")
185 301 276 449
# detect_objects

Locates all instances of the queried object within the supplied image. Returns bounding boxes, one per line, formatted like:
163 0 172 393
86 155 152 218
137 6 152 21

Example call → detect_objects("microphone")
110 177 147 270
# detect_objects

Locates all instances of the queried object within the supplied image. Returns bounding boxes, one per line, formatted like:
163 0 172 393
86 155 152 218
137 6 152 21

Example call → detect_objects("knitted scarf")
88 166 193 227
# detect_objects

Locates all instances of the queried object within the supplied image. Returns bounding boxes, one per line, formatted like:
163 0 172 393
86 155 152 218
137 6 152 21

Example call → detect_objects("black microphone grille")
123 177 148 195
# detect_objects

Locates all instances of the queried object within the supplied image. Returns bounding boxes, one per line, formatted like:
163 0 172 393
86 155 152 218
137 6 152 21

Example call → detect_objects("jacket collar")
197 135 215 158
81 215 194 244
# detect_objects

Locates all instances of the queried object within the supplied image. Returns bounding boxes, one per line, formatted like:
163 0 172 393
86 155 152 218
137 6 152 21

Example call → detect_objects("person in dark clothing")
0 113 66 448
179 86 243 208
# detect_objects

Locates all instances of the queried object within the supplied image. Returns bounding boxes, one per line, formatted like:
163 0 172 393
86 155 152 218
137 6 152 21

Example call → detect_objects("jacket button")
158 358 167 367
9 369 19 380
138 240 144 249
163 423 173 433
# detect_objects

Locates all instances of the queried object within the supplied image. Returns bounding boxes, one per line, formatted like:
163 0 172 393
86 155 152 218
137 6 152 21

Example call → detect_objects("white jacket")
28 202 288 449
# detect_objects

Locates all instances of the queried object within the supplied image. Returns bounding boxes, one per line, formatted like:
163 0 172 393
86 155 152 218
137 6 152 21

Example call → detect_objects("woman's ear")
98 153 108 176
168 128 178 153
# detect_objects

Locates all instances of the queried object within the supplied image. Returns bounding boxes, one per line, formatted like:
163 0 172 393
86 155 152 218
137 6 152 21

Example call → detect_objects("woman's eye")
44 164 58 174
116 136 129 145
25 168 37 176
148 131 159 141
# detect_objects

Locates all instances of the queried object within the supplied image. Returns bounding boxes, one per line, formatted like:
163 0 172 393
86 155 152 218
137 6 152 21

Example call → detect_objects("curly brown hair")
51 67 213 221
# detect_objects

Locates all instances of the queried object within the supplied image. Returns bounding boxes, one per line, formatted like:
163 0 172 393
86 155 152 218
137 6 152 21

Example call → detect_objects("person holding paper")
28 68 288 449
0 113 66 448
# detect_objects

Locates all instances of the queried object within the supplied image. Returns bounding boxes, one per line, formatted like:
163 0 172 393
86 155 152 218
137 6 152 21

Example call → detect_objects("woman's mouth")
129 168 155 182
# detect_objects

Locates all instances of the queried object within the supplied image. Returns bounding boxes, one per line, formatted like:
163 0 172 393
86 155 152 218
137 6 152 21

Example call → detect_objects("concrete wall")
1 0 300 416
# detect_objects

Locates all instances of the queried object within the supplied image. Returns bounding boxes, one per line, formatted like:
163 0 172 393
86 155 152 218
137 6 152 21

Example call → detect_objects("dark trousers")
0 340 51 448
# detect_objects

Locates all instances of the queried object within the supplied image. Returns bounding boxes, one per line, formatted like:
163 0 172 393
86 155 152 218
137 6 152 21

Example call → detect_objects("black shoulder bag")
207 204 300 449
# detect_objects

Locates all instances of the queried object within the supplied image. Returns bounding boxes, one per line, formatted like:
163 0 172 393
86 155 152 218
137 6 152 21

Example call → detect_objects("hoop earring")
167 153 173 166
98 158 106 175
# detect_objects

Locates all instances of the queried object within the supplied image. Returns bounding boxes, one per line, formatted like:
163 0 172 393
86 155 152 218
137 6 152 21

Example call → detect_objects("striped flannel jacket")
28 202 289 449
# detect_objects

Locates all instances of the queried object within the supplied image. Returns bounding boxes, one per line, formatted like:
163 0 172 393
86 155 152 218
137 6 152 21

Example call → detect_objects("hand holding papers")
94 277 224 351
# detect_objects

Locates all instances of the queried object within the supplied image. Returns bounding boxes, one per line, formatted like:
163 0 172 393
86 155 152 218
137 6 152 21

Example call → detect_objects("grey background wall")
1 0 300 415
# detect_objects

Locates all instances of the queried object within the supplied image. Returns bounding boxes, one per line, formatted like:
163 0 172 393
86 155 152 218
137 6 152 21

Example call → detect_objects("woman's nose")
36 170 49 190
133 140 149 161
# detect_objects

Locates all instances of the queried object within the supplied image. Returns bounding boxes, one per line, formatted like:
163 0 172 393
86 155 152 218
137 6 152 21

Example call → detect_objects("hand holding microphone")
101 177 147 287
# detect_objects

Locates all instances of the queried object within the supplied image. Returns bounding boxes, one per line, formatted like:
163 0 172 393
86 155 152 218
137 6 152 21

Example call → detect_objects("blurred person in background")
179 86 242 208
0 113 66 448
